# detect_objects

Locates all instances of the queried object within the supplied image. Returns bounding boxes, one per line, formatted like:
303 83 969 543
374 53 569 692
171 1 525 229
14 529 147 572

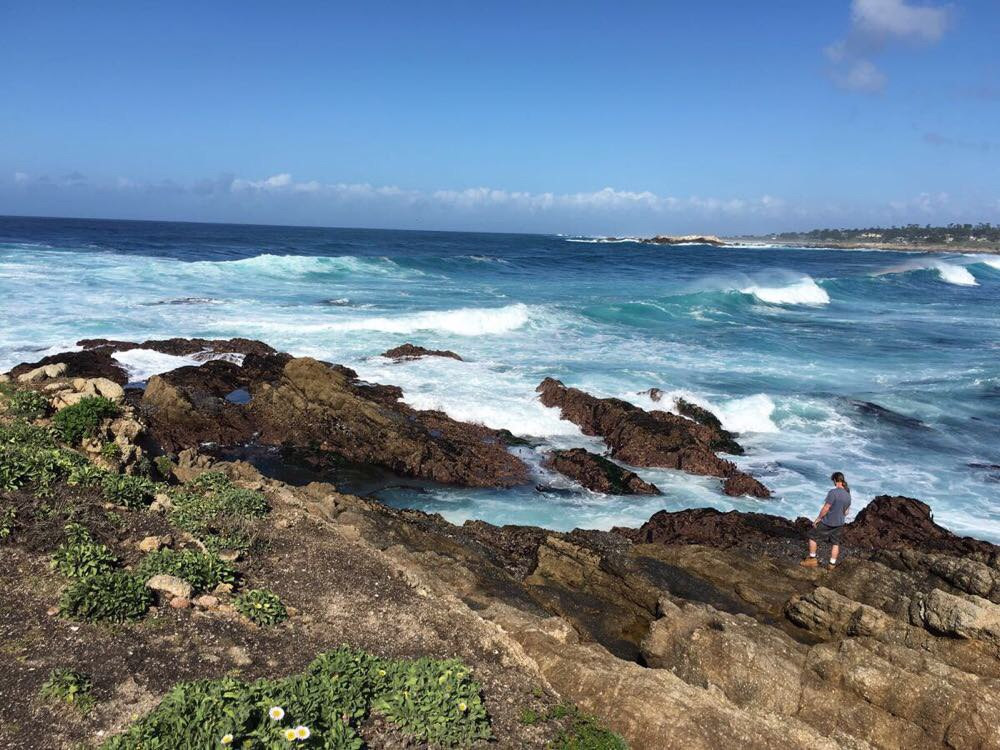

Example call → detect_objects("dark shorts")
808 522 843 544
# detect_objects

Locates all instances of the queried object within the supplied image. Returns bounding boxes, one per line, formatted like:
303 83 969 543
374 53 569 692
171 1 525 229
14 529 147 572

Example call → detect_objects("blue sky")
1 0 997 234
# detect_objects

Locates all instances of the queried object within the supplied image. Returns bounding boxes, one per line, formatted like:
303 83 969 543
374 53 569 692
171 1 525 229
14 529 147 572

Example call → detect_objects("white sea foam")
630 388 779 434
934 262 978 286
740 277 830 305
313 303 532 336
186 253 419 280
981 256 1000 270
112 349 246 382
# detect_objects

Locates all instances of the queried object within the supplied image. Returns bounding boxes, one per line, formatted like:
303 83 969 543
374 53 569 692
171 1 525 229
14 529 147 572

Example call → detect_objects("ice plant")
458 701 468 712
295 725 311 740
284 728 298 741
220 734 234 745
269 706 285 721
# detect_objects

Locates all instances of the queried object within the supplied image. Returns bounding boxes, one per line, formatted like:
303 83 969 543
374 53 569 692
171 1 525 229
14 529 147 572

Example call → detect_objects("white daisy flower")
295 725 311 740
284 727 298 741
221 734 234 745
269 706 285 721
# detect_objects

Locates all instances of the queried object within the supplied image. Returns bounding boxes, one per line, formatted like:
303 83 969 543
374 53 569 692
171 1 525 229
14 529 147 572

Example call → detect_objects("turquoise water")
2 216 999 540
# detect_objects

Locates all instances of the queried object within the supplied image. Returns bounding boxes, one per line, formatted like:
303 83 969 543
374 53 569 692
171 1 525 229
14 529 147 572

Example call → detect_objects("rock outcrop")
381 343 464 361
543 448 660 495
142 353 530 488
536 378 769 497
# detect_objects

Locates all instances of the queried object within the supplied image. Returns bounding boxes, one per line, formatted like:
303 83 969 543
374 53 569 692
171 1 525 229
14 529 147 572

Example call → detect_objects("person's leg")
830 543 840 565
801 535 820 566
808 539 817 557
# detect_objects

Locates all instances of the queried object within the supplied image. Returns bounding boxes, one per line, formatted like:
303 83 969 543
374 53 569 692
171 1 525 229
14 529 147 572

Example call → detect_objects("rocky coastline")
2 337 999 749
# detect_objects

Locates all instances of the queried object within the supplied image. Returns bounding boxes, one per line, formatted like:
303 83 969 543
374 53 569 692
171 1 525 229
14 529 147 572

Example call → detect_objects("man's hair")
831 471 849 492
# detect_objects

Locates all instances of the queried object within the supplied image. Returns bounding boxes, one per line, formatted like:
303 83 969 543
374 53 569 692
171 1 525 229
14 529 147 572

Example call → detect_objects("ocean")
2 215 999 541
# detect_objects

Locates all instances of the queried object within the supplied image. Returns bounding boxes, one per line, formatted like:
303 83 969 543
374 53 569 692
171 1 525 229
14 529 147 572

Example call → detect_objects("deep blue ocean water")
2 216 999 540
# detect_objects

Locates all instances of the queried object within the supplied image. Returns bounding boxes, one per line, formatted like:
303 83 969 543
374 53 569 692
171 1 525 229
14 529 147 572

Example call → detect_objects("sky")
1 0 998 235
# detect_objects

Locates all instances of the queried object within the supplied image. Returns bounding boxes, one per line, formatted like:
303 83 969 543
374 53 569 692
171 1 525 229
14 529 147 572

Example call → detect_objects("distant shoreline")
724 237 1000 255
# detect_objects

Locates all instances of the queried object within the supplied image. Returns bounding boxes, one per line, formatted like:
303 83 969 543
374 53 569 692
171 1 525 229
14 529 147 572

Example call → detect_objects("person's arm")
814 502 831 526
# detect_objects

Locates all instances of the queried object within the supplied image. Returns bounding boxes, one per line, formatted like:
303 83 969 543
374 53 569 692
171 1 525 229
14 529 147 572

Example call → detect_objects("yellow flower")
438 674 447 683
269 706 286 721
458 701 468 712
295 725 311 740
377 669 386 677
284 728 298 741
221 734 234 745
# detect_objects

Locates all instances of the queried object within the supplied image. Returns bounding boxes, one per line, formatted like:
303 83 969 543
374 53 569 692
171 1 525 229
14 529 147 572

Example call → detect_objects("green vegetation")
102 646 490 749
169 471 269 552
0 505 15 540
0 421 87 493
100 441 122 461
1 387 50 420
548 705 627 750
234 588 287 626
153 454 174 479
50 523 117 579
772 222 1000 246
59 570 152 623
52 396 119 445
135 548 236 593
40 668 95 713
100 473 157 509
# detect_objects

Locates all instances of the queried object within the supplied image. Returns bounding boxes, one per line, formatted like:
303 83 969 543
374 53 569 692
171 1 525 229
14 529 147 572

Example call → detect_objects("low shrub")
3 388 50 420
67 462 108 488
234 588 287 626
373 657 491 746
50 523 117 579
100 441 122 461
52 396 119 445
135 548 236 593
100 473 157 509
59 570 152 623
102 646 490 749
169 471 269 551
40 668 95 713
0 421 87 493
152 454 174 479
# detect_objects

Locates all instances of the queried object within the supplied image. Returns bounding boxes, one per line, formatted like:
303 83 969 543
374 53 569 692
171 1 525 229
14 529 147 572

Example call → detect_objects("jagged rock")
536 378 769 497
381 343 463 361
844 495 997 557
912 588 1000 649
146 575 193 601
624 507 810 548
16 362 67 383
142 354 530 488
674 397 743 455
11 349 129 384
543 448 660 495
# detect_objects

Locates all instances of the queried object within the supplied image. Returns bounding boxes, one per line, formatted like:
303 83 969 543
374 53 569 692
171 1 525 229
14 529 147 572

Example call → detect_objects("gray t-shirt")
823 487 851 527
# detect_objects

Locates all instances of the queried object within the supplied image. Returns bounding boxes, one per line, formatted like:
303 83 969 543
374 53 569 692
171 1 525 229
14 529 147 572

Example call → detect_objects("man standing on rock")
801 472 851 568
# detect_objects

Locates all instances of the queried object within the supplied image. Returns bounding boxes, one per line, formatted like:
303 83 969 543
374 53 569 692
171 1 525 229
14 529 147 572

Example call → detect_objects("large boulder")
381 343 463 361
543 448 660 495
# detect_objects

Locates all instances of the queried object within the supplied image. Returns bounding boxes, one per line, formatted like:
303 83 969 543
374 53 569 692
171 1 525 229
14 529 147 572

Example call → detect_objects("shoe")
827 562 838 570
799 557 819 568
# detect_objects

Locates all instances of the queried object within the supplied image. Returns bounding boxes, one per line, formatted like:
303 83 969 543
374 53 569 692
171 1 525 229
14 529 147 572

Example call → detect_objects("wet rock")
536 378 769 497
674 397 743 455
543 448 660 495
381 343 463 361
10 349 129 384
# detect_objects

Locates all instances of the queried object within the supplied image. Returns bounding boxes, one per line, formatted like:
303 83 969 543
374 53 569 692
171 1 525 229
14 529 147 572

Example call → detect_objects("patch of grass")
59 570 152 623
135 548 236 593
50 523 117 579
2 388 50 420
168 471 269 551
40 668 95 713
52 396 119 445
102 646 490 749
233 588 287 626
100 473 157 510
520 707 542 725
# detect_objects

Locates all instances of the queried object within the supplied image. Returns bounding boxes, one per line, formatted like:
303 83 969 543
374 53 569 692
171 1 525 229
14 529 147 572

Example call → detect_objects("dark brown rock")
844 495 998 557
8 348 129 384
543 449 660 495
626 507 810 548
381 343 463 361
674 397 743 455
78 337 276 358
536 378 769 497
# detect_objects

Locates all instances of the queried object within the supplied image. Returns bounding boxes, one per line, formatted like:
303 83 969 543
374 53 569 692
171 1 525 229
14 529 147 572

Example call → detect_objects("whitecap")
112 349 247 382
740 277 831 305
298 303 532 336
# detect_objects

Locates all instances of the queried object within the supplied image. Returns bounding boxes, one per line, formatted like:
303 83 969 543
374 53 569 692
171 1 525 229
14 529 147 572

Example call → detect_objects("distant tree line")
772 223 1000 244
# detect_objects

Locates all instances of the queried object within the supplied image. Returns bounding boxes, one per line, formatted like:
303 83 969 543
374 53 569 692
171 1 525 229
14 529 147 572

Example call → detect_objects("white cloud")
851 0 950 42
826 0 951 93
